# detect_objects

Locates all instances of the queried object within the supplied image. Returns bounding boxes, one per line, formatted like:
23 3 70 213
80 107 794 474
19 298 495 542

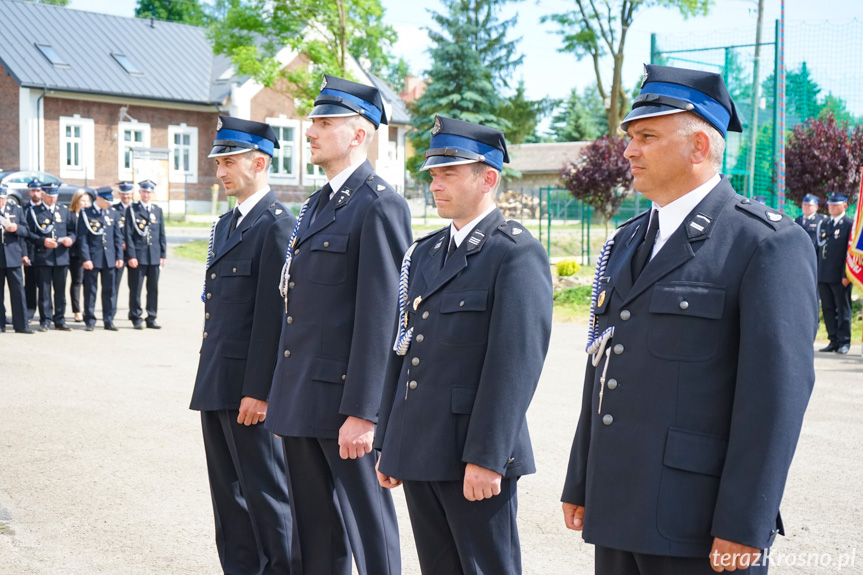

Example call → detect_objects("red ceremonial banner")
846 168 863 290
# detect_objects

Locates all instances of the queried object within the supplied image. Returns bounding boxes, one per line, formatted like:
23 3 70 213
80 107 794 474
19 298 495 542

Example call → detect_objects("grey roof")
0 0 222 105
364 70 411 125
507 142 590 174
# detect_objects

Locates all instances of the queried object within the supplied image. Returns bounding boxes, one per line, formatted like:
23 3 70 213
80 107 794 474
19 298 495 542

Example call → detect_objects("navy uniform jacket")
375 209 553 481
76 206 123 269
265 160 412 439
562 178 817 557
794 213 828 252
112 202 130 260
28 204 75 266
125 202 167 265
0 203 30 268
190 190 295 411
817 215 852 284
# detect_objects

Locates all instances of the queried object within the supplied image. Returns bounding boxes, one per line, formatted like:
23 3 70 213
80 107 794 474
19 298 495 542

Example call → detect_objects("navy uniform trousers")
128 264 159 321
595 546 767 575
35 265 68 325
83 267 116 326
0 266 27 332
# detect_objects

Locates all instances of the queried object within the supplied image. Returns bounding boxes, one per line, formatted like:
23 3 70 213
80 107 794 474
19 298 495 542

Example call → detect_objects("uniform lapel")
621 180 734 306
297 160 374 246
608 212 649 302
421 209 504 299
210 190 276 265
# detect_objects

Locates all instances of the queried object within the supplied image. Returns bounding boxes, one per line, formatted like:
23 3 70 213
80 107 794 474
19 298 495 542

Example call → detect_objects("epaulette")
734 196 791 230
218 208 233 220
617 208 651 229
498 220 533 242
267 202 290 218
414 226 447 244
366 172 393 195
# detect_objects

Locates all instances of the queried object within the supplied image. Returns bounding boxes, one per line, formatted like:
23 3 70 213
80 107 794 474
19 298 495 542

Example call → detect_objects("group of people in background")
0 179 165 333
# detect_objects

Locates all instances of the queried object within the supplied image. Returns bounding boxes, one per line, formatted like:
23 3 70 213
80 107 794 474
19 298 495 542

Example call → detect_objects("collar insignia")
377 184 386 191
767 211 782 222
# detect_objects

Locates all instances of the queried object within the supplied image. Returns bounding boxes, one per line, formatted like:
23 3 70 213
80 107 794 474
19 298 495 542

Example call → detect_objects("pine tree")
549 84 608 142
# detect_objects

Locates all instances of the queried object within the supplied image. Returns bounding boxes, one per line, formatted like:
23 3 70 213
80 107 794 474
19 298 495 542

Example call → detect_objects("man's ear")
352 126 368 148
481 167 500 194
691 130 711 165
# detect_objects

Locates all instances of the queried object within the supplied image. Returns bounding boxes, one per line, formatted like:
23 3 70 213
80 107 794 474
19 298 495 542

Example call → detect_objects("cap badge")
321 76 328 91
216 117 223 131
432 116 442 136
641 64 649 87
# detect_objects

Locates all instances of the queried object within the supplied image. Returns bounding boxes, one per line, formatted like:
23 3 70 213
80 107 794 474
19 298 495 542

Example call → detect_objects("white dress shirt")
235 185 270 226
449 203 497 248
650 174 721 259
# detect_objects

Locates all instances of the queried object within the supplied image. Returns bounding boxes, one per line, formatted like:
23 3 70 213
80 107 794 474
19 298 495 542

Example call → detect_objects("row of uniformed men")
0 180 165 333
190 65 817 575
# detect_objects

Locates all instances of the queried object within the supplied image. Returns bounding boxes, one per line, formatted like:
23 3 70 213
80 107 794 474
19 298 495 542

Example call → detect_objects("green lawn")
173 240 208 262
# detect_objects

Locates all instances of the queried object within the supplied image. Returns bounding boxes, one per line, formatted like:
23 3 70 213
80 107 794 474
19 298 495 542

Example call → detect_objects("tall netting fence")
652 18 863 218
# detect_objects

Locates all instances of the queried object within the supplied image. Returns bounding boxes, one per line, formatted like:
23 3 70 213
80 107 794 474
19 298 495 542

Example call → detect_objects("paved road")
0 251 861 574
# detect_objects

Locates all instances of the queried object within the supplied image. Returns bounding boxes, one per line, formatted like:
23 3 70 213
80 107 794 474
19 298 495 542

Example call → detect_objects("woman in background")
68 190 91 322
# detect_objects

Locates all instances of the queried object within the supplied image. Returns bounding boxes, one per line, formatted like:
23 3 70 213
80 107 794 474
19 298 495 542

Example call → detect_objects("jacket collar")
210 189 277 266
296 159 374 245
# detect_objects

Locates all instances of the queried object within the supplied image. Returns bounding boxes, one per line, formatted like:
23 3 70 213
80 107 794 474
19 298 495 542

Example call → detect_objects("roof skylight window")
35 44 69 68
112 53 143 76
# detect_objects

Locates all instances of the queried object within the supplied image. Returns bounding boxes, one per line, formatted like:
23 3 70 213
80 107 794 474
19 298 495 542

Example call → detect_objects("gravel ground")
1 251 861 574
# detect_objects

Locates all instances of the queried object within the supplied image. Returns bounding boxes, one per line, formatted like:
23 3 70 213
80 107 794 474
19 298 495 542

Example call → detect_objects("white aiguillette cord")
585 235 616 414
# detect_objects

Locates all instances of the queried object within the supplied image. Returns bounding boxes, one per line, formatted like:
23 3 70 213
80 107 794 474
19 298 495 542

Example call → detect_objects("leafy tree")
549 83 608 142
542 0 711 134
761 62 822 123
24 0 68 6
210 0 398 113
407 0 520 177
498 80 556 145
730 121 774 201
136 0 210 25
559 134 632 220
786 114 861 207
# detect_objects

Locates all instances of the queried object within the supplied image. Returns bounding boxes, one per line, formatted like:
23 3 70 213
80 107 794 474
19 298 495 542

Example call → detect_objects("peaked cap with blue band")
27 180 43 190
96 186 114 201
0 185 8 196
828 193 848 204
138 179 156 191
802 194 820 205
208 115 280 158
420 115 510 172
621 64 743 139
118 181 134 193
308 74 388 129
42 182 59 196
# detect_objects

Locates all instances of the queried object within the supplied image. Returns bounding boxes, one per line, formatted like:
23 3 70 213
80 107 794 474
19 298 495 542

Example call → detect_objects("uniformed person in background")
189 116 298 575
0 185 33 333
125 179 166 329
112 181 134 304
375 116 553 574
28 183 75 331
265 75 410 575
817 193 853 354
561 65 818 574
77 186 123 331
22 180 43 322
794 194 828 252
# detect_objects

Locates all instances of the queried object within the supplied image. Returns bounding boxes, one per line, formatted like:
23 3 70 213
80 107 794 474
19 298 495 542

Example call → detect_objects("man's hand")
60 237 73 247
338 416 374 459
842 277 851 287
160 258 166 268
83 260 94 271
5 222 17 233
44 238 58 249
376 456 402 489
115 259 123 269
22 256 31 266
562 503 585 530
128 258 139 269
237 397 267 426
709 537 763 572
463 463 502 501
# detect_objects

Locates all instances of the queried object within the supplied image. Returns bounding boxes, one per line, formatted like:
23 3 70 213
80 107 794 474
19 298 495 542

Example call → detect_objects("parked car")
0 170 95 206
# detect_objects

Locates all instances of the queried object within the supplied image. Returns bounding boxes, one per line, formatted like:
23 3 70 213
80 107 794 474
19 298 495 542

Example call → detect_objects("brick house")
0 0 411 213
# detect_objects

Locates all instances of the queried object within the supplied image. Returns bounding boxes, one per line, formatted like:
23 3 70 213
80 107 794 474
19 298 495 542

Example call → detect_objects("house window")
59 116 94 181
118 121 151 180
168 124 198 184
302 121 327 188
266 118 301 185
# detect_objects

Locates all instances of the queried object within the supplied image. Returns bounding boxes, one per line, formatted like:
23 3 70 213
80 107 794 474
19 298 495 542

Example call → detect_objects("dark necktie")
631 210 659 279
228 207 241 238
442 232 457 267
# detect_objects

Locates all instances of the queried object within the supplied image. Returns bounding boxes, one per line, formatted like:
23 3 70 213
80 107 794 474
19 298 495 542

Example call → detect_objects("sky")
68 0 862 110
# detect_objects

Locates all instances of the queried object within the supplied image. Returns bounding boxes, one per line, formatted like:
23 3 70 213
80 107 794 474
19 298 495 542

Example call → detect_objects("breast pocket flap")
219 259 252 277
441 289 488 313
650 283 725 319
311 356 348 384
309 233 349 253
663 427 728 477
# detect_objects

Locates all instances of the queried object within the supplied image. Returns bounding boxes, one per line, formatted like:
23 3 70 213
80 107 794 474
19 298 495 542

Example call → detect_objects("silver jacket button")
602 414 614 426
680 300 689 310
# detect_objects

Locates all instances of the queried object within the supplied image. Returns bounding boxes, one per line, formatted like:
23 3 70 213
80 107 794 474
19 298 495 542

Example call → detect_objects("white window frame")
118 121 151 181
59 115 94 181
168 124 199 184
301 121 327 188
266 117 301 186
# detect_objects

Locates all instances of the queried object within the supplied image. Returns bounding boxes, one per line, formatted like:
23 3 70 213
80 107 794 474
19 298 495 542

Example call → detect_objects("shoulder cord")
393 242 419 355
80 210 105 236
200 220 217 303
279 198 312 301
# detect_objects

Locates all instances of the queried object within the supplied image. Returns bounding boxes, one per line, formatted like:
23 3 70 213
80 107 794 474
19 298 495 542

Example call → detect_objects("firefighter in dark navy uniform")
817 193 853 354
794 194 828 252
561 65 818 574
112 181 133 304
22 180 43 322
76 186 123 331
28 182 75 331
0 185 33 333
189 116 298 575
375 116 553 575
265 75 410 575
125 179 166 329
